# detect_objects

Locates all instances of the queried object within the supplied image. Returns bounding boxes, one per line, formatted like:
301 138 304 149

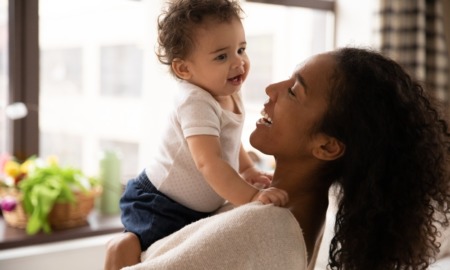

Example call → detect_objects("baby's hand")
247 174 272 189
252 187 289 206
242 167 273 189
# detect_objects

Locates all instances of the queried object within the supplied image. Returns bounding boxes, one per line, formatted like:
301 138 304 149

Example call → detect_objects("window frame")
8 0 39 161
246 0 334 11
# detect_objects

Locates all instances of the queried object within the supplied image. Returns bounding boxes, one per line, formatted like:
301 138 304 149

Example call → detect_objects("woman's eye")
288 87 296 96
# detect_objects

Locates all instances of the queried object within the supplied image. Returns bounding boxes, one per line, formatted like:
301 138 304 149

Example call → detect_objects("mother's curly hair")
320 47 450 270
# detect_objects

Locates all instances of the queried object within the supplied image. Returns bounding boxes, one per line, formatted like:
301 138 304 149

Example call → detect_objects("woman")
105 47 450 270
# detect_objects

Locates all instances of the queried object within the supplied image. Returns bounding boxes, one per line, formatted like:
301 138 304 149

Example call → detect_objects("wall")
0 234 119 270
335 0 379 48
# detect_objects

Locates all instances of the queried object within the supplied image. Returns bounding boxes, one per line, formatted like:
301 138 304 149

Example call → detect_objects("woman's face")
250 53 335 161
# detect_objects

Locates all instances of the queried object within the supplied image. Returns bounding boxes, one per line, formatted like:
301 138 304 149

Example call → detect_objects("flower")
4 160 20 177
0 154 37 187
0 153 11 171
0 196 17 211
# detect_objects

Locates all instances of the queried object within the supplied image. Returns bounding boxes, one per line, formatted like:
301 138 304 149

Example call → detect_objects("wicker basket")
0 187 102 230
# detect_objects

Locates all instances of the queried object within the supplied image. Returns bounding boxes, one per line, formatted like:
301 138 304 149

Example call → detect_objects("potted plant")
0 154 101 235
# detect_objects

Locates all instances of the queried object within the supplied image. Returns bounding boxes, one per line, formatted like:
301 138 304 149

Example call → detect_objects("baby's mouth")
257 109 272 127
228 74 242 83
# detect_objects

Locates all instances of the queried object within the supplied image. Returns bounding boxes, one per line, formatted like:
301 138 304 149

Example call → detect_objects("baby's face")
181 16 250 98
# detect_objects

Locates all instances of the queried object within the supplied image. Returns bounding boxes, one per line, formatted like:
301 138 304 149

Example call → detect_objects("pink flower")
0 153 12 175
0 196 17 212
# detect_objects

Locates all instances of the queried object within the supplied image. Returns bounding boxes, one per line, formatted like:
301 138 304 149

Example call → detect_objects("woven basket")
0 187 101 230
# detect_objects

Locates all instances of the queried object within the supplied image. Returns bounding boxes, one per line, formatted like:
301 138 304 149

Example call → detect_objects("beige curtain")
378 0 450 105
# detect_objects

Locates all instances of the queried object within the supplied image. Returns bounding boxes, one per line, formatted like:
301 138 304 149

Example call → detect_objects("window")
7 0 335 181
100 45 143 97
41 48 83 95
40 131 83 167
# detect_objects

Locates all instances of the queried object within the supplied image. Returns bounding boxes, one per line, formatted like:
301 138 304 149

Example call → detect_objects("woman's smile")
257 109 273 127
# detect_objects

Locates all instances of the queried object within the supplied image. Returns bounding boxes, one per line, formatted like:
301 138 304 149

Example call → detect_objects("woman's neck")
288 190 328 265
271 161 330 265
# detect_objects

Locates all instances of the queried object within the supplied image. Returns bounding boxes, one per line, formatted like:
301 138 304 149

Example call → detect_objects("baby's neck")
215 95 240 114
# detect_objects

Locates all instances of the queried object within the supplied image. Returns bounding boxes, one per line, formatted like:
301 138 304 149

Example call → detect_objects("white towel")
124 202 307 270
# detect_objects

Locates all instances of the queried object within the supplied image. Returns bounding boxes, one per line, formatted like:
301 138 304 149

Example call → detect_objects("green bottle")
98 150 122 215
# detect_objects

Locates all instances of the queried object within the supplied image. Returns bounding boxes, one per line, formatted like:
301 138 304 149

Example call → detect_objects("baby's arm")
186 135 288 206
238 145 272 189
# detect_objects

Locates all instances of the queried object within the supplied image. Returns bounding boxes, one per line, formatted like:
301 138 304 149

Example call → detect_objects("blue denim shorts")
120 171 211 250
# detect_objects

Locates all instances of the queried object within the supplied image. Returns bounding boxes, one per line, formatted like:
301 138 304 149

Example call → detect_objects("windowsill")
0 210 123 250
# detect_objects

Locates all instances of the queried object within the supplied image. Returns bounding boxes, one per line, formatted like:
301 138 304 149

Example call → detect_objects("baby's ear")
312 133 345 161
171 58 191 80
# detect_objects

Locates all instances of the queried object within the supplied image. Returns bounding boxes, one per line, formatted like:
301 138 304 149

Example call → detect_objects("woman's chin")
249 131 270 155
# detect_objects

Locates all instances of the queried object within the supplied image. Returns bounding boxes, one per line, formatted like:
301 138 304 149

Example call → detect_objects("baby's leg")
104 232 141 270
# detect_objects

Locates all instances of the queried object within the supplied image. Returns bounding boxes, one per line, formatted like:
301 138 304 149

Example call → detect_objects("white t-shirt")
146 81 245 212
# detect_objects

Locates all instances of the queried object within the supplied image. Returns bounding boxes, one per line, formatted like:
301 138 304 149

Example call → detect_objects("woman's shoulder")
225 202 299 227
226 203 306 246
192 203 308 267
135 202 308 270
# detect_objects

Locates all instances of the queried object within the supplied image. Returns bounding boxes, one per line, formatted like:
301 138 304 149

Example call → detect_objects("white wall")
335 0 380 48
0 234 119 270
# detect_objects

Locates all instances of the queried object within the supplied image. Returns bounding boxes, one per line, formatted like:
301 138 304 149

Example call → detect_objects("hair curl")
156 0 243 77
320 47 450 270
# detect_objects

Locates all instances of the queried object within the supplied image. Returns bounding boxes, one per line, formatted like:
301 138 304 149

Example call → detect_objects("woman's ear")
171 58 191 80
312 134 345 161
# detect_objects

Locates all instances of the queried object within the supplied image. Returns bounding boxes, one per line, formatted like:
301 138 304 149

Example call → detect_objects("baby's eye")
215 54 227 61
238 47 246 54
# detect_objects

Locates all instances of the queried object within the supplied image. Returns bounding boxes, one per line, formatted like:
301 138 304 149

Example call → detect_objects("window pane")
41 48 83 95
39 0 334 180
0 0 7 154
100 45 143 97
39 0 155 181
40 131 83 166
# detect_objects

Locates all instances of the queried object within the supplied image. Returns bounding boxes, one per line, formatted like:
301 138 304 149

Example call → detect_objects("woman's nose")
265 83 277 100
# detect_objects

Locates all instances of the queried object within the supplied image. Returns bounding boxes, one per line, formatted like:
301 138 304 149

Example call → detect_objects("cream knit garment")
124 202 307 270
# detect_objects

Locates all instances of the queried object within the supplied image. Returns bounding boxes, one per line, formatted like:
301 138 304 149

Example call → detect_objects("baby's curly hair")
156 0 243 77
321 47 450 270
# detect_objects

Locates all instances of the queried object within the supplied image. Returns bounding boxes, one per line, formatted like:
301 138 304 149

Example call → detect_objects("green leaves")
18 164 93 235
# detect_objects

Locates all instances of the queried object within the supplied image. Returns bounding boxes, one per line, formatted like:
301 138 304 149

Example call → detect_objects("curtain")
378 0 450 105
